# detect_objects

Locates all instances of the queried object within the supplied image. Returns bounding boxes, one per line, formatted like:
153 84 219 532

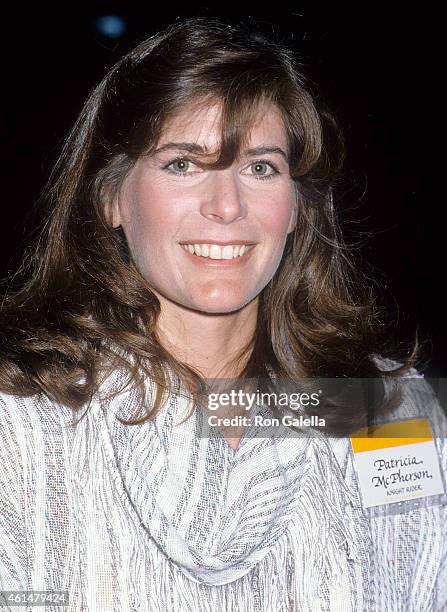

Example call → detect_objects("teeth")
181 244 251 259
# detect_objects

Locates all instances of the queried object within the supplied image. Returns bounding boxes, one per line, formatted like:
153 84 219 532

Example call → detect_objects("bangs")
145 92 287 171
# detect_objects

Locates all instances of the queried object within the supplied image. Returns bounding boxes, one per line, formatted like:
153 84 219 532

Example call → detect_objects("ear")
287 204 297 234
104 195 122 229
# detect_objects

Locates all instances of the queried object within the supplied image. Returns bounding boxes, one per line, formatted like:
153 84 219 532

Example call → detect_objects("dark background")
1 6 445 375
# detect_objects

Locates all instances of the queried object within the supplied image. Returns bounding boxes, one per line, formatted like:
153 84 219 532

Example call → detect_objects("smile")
179 243 257 267
180 243 255 259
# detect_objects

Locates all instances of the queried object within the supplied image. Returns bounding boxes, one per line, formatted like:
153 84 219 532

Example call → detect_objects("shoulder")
0 390 78 489
327 356 447 478
369 354 446 432
0 389 79 499
367 358 447 608
0 389 76 433
0 391 77 590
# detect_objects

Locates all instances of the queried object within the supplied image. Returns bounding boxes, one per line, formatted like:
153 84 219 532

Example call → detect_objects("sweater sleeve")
403 371 447 610
0 393 29 595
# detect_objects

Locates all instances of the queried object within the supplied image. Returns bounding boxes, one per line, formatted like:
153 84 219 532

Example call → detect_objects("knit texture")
1 361 446 611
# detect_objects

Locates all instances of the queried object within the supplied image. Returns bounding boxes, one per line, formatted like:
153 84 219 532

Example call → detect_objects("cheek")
121 192 166 247
262 199 295 239
120 206 155 267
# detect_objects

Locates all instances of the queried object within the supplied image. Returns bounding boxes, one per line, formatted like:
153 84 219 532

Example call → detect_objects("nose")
199 168 247 224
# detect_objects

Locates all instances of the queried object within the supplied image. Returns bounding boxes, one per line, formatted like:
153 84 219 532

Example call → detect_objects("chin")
192 303 245 315
189 296 254 314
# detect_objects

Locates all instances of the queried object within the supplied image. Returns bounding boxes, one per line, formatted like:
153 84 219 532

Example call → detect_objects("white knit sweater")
0 363 446 611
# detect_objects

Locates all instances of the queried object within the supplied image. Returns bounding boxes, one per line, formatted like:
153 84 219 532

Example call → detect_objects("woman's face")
111 100 297 315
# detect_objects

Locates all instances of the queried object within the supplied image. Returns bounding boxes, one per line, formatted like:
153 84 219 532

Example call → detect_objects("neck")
153 295 258 379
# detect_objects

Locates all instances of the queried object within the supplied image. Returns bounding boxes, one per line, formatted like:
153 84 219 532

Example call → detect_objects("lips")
180 243 256 266
178 240 257 246
182 243 254 259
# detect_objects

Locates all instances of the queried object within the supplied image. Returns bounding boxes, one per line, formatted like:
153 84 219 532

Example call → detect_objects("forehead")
156 99 288 152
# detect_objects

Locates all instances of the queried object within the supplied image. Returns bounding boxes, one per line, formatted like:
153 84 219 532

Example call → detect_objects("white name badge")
349 418 445 508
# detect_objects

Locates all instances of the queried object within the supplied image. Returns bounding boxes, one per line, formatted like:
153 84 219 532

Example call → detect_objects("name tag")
350 418 445 508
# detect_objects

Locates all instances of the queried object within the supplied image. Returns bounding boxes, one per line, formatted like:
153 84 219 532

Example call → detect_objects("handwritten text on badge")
350 418 445 508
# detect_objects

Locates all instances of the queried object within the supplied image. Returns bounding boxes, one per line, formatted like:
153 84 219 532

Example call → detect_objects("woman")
0 16 446 611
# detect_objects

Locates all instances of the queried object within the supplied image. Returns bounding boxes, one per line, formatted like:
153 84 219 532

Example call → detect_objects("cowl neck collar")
80 366 365 596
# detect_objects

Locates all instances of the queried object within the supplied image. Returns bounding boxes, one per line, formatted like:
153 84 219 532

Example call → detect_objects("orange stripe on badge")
350 418 433 453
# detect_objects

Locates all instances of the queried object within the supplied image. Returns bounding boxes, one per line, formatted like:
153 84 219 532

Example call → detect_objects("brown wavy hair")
0 16 425 435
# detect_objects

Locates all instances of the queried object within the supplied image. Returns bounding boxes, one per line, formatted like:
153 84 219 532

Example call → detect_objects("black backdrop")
2 6 445 374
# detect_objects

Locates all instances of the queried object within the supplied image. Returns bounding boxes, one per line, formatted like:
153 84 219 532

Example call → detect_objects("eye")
162 157 280 181
163 157 200 177
245 160 279 181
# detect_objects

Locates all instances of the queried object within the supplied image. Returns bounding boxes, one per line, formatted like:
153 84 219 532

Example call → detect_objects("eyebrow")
153 142 289 162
